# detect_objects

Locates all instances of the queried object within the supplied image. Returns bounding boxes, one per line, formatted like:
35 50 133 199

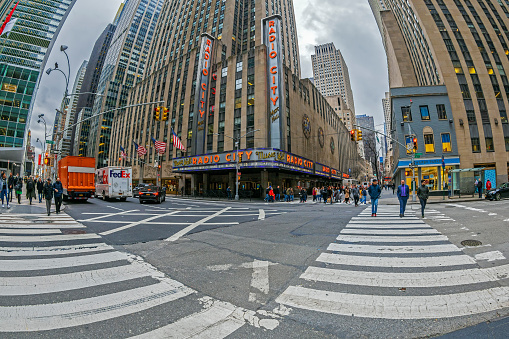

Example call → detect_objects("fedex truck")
95 167 132 201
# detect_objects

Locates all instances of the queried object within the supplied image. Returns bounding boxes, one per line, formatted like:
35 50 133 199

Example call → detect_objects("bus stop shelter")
450 168 486 198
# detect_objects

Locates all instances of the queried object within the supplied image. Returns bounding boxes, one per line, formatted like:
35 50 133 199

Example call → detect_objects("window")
402 106 412 122
235 79 242 89
234 97 242 109
441 133 452 152
505 137 509 151
471 137 481 152
500 110 508 124
247 94 254 106
420 106 430 120
424 133 435 153
236 61 243 72
437 104 447 120
486 137 494 152
221 67 227 77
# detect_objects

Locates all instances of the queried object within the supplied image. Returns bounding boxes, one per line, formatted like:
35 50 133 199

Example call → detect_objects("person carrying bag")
417 180 430 218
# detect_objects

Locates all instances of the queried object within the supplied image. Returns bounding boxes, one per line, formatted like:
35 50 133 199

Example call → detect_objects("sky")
30 0 388 154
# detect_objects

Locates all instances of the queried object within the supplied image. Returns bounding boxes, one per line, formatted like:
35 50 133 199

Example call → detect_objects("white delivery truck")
95 167 133 201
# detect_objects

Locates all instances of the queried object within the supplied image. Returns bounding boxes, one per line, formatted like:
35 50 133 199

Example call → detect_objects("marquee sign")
193 33 215 155
262 15 285 149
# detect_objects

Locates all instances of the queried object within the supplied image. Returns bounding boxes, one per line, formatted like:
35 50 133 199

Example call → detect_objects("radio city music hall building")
110 0 362 196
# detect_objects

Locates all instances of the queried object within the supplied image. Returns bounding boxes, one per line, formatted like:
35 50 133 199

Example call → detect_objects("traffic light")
162 107 169 121
413 137 418 152
154 106 161 121
356 129 363 141
350 129 356 141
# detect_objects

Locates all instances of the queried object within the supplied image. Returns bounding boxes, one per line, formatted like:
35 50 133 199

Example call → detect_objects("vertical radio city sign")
193 33 215 155
262 15 285 150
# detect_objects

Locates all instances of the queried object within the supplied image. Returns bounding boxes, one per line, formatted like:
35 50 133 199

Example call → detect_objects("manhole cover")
461 240 482 247
61 229 87 235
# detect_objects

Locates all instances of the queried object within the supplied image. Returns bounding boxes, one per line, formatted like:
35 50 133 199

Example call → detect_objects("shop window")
441 133 452 152
420 106 430 120
471 137 481 152
423 127 435 153
486 137 494 152
422 167 439 191
437 104 447 120
401 106 412 122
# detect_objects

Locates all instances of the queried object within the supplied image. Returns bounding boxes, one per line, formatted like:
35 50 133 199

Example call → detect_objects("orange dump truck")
58 156 96 200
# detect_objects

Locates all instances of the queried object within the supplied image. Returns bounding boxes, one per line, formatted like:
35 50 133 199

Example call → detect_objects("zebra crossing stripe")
316 252 476 267
349 220 425 224
345 224 432 229
336 234 449 243
0 224 86 229
0 279 195 332
340 229 440 235
276 286 509 319
301 264 509 288
0 234 100 242
327 243 461 254
0 243 113 256
130 301 244 339
0 252 129 271
0 229 62 235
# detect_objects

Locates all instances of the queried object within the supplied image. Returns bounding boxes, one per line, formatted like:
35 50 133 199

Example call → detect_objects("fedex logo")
110 170 131 178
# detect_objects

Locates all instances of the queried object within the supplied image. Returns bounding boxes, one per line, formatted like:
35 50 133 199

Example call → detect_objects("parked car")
133 183 151 198
485 182 509 201
138 185 166 204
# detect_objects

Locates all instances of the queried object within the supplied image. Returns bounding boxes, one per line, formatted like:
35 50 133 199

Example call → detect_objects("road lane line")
0 251 129 271
336 234 449 243
78 209 139 222
316 252 476 267
258 209 265 220
249 260 270 302
100 211 181 236
165 207 231 242
107 205 124 211
0 243 113 256
0 234 101 242
276 286 509 319
327 243 461 254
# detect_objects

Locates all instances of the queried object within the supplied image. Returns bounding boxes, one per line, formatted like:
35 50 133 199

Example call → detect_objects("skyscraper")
110 0 362 194
371 0 509 188
311 42 355 114
0 0 77 175
87 0 163 167
356 114 377 164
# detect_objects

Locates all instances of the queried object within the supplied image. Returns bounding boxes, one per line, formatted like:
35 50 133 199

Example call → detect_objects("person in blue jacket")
53 177 64 214
397 179 410 217
368 179 382 217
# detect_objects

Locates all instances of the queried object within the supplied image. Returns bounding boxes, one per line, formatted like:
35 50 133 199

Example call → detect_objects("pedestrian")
14 176 22 204
361 186 367 204
286 187 291 202
269 186 275 202
486 179 492 192
344 186 350 204
26 176 36 205
368 179 382 217
392 184 395 195
0 172 10 209
227 186 232 200
477 179 483 199
312 187 317 202
321 187 327 204
37 177 44 203
43 178 53 216
265 186 270 202
275 186 280 202
181 186 184 196
317 187 322 202
352 185 360 207
417 180 430 218
397 179 410 217
7 172 14 202
290 187 294 202
300 187 307 203
53 177 64 214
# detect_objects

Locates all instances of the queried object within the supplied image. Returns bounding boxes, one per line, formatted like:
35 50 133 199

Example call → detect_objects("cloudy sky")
30 0 388 154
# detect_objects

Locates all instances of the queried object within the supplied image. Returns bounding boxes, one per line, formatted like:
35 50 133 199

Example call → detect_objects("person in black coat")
43 178 54 216
37 178 44 203
7 173 14 202
53 177 64 214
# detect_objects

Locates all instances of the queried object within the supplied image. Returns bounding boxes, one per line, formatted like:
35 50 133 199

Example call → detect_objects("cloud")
294 0 388 126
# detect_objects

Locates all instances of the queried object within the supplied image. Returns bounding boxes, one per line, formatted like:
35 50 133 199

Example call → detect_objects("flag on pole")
0 1 19 36
171 129 186 152
120 146 127 160
151 137 166 154
133 141 147 157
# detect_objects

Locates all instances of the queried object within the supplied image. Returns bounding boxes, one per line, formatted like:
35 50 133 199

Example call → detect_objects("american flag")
151 137 166 154
172 129 186 152
133 141 147 157
120 146 127 160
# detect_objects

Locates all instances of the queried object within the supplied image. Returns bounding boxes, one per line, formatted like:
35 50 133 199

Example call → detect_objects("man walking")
7 172 14 202
352 185 360 207
43 178 53 216
37 177 44 203
53 177 64 214
275 186 280 202
477 179 483 199
397 179 410 217
417 180 430 218
368 179 382 217
0 172 10 209
26 176 36 205
226 186 232 200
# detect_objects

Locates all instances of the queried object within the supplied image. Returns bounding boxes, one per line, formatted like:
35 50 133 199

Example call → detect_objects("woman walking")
344 187 350 204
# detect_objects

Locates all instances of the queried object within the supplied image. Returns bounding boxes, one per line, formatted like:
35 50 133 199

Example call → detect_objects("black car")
485 182 509 201
138 185 166 204
133 183 151 198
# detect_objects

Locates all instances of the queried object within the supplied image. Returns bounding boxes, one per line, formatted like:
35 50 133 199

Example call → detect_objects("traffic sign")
415 153 422 156
45 140 54 144
414 154 421 158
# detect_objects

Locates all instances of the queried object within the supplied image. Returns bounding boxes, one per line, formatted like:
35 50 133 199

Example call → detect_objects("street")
1 193 509 338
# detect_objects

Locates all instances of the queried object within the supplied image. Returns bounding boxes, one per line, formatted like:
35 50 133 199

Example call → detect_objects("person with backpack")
0 172 10 209
43 178 53 216
37 177 44 203
26 176 36 205
53 177 64 214
14 175 22 204
417 180 430 218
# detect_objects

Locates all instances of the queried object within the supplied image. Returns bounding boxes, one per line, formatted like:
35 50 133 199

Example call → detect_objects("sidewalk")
0 194 61 214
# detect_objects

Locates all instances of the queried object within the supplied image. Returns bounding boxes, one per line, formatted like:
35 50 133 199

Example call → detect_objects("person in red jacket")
486 180 492 191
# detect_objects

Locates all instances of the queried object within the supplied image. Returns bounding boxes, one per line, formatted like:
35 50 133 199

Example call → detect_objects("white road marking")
349 220 424 224
0 223 85 229
0 243 113 256
346 224 432 229
0 229 62 235
0 279 194 332
249 260 270 302
100 211 181 236
107 205 125 211
300 264 509 288
165 207 231 242
316 252 475 267
327 243 461 254
276 286 509 319
78 209 139 222
0 251 130 271
336 234 449 243
258 209 265 220
0 233 101 242
340 229 439 235
475 251 506 262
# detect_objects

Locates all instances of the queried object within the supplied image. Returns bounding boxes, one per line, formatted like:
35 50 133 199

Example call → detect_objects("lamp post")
214 129 260 200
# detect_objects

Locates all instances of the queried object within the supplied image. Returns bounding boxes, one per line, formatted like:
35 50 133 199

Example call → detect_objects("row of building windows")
401 104 448 122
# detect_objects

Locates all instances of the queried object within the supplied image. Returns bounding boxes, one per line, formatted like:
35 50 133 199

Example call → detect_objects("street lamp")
214 129 260 200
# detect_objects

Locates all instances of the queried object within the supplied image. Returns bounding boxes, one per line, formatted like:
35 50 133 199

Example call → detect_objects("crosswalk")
0 213 283 336
276 206 509 319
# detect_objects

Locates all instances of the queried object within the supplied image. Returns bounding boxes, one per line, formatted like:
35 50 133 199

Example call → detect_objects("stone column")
203 173 209 192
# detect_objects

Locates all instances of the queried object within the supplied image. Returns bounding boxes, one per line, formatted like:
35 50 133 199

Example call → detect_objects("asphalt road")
2 192 509 338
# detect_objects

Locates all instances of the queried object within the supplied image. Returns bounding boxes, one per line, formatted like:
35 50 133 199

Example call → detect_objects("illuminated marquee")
263 15 285 149
193 33 215 155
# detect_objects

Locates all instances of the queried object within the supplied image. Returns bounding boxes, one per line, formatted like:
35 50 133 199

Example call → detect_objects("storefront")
395 157 460 193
